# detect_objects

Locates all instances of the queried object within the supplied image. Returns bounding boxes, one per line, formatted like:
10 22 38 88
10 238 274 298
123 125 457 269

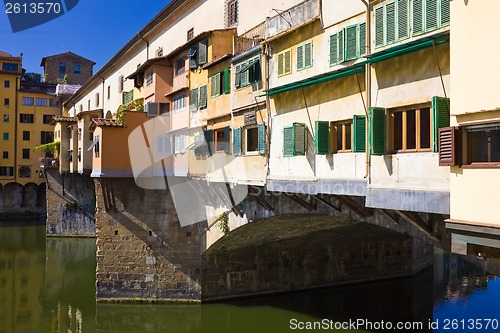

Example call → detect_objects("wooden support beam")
379 208 399 225
248 186 274 212
284 193 316 211
332 195 369 218
314 195 341 212
109 178 117 211
100 179 109 212
225 183 243 217
394 210 440 243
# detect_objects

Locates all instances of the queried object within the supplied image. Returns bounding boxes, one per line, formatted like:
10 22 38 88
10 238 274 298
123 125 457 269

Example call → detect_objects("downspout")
14 70 20 183
99 76 105 114
360 0 372 184
140 36 150 60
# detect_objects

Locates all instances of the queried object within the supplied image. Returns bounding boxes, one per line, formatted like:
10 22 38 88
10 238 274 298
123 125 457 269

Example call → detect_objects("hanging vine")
214 212 230 236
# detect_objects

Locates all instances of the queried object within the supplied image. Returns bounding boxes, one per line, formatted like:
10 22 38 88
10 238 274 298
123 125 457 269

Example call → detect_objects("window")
227 0 239 26
22 97 34 106
174 134 187 155
0 167 13 176
277 49 292 77
466 124 500 164
95 93 100 107
283 123 307 157
88 100 90 111
74 64 80 74
77 128 82 141
18 166 31 178
42 115 52 124
20 114 34 123
331 120 353 152
199 85 208 109
2 63 18 71
146 71 153 86
2 151 8 159
391 107 431 152
173 94 186 113
107 85 111 99
59 63 66 78
22 149 30 159
4 98 9 106
36 98 47 107
160 103 170 115
235 55 261 88
210 68 230 98
412 0 450 36
187 28 194 41
190 88 199 112
118 75 124 93
49 99 57 107
3 115 9 122
214 127 231 153
297 41 313 71
246 127 259 153
4 80 10 88
3 132 8 140
175 58 185 76
374 0 409 48
330 22 366 65
22 131 30 141
41 131 53 144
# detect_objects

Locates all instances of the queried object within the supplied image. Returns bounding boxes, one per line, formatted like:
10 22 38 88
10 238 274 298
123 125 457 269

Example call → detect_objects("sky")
0 0 172 74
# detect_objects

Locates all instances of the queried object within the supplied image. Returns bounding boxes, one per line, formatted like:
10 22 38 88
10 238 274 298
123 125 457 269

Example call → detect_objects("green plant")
116 98 144 125
214 212 230 236
64 201 78 212
33 141 60 157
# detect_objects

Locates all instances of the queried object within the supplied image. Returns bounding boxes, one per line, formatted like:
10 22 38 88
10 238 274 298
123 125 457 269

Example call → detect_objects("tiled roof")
201 54 233 70
89 118 125 131
52 116 77 123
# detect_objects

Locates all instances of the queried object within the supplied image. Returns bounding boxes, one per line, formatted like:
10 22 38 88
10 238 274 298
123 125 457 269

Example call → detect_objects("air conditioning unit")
145 102 159 116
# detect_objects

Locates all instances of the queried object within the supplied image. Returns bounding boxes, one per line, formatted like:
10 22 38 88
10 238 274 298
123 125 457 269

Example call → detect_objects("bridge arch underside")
202 214 432 301
0 182 46 217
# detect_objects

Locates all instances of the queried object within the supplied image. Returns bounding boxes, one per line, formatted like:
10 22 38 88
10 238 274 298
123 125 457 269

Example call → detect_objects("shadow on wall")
0 182 46 214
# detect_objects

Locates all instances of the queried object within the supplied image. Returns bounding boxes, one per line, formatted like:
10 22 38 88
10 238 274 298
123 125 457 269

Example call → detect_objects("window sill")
461 163 500 169
389 149 432 154
244 151 259 156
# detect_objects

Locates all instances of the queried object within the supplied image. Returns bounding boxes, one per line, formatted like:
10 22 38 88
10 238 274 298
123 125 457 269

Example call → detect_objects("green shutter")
198 40 208 65
235 64 242 88
223 68 230 94
432 96 450 152
314 120 330 155
199 85 207 109
386 2 396 44
203 129 213 155
284 50 292 74
224 126 231 154
210 74 217 98
369 107 386 155
440 0 450 26
304 42 312 68
426 0 438 31
353 115 366 152
345 25 358 60
283 126 294 157
359 22 366 56
233 127 242 156
338 28 345 63
375 5 385 47
297 44 304 70
294 123 306 155
190 88 198 112
330 33 338 66
413 0 424 35
258 122 266 155
277 53 284 76
397 0 409 40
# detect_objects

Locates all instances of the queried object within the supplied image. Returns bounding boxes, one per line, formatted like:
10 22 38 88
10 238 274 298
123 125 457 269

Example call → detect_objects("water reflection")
1 224 499 333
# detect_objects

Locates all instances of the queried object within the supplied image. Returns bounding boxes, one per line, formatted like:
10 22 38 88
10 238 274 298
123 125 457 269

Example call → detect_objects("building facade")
41 51 95 85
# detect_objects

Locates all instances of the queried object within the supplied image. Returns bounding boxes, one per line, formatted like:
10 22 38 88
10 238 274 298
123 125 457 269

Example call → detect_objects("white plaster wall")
322 0 365 28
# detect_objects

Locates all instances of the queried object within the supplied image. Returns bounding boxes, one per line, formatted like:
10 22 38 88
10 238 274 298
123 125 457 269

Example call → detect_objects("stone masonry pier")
202 214 433 301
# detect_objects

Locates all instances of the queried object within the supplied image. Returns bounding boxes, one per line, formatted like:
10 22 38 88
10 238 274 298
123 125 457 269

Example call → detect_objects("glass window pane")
419 107 430 149
345 123 352 150
406 109 416 149
336 124 343 150
394 112 403 150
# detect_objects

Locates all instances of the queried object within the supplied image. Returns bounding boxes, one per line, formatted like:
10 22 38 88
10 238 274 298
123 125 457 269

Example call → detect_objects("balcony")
265 0 320 39
39 157 59 170
172 71 189 93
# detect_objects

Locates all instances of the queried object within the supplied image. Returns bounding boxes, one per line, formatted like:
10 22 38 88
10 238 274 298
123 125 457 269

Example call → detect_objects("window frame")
4 98 9 106
74 64 81 74
22 149 30 160
245 125 259 155
20 114 34 123
227 0 239 26
173 94 187 113
36 98 47 107
4 80 10 88
389 103 432 153
146 71 153 86
22 97 34 106
277 49 292 77
331 120 353 153
296 41 313 71
22 131 30 141
463 122 500 167
235 55 261 89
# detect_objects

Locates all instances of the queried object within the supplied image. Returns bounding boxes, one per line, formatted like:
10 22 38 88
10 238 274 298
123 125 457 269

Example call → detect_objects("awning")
88 135 99 151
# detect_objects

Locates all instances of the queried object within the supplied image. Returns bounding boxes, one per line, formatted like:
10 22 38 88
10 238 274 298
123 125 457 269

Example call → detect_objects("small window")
2 63 18 71
146 71 153 86
22 149 30 159
74 64 80 74
277 49 292 77
466 124 500 164
49 99 57 107
3 132 8 140
227 0 239 26
210 68 230 98
88 100 90 111
283 123 307 156
80 104 83 113
22 131 30 141
235 56 261 88
173 94 186 113
59 63 66 79
20 114 34 123
391 106 431 152
107 85 111 99
4 98 9 106
175 58 185 76
214 127 230 153
246 127 259 153
331 120 353 153
18 166 31 178
187 28 194 41
0 166 13 176
2 151 7 159
296 41 313 71
95 93 100 107
36 98 47 107
118 75 124 93
22 97 34 106
4 80 10 88
3 115 9 122
41 131 54 144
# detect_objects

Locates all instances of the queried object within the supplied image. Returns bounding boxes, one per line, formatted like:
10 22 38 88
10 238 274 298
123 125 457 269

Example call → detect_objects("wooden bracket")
248 186 274 212
314 195 341 212
379 208 399 225
332 195 370 218
394 210 440 243
284 193 316 211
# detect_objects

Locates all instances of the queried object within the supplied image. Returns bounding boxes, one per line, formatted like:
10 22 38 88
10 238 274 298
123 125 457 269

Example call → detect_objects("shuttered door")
304 42 312 68
397 0 409 40
425 0 439 31
314 120 330 155
233 127 242 156
223 68 230 94
359 23 366 56
258 123 266 155
375 5 385 47
198 40 208 65
369 107 386 155
297 44 304 70
386 1 396 44
330 33 339 66
432 96 450 152
353 115 366 153
224 126 231 154
203 129 213 155
294 123 306 155
440 0 450 26
345 25 358 60
283 126 294 157
412 0 424 35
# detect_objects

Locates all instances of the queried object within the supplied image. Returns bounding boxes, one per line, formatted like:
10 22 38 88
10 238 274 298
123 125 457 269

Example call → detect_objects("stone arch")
105 110 112 119
23 182 39 208
3 182 22 208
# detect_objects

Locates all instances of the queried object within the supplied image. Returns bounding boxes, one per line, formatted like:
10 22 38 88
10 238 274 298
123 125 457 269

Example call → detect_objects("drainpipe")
360 0 372 184
140 35 150 60
99 76 105 115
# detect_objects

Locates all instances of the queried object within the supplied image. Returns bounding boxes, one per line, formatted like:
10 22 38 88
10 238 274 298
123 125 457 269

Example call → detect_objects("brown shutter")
438 126 459 166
